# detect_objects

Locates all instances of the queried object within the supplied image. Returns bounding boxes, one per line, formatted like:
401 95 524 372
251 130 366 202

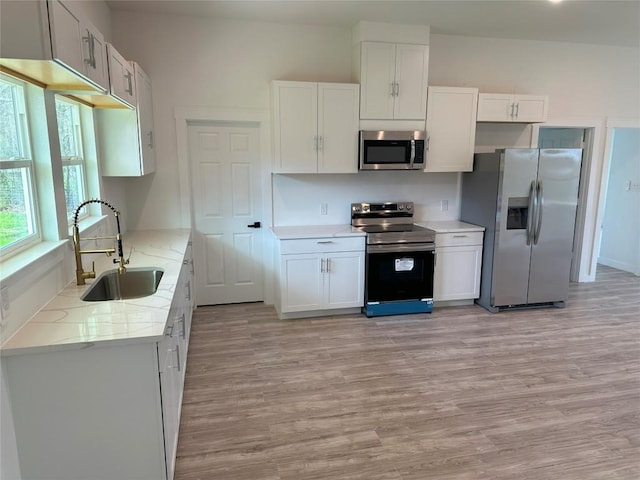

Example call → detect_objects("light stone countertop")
271 224 366 240
1 229 191 356
416 220 485 233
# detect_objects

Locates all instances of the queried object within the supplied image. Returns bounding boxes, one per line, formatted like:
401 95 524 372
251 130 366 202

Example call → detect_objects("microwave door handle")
409 138 415 169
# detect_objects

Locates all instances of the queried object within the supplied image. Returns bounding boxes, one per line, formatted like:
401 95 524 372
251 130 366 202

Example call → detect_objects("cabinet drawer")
280 236 365 254
436 231 483 247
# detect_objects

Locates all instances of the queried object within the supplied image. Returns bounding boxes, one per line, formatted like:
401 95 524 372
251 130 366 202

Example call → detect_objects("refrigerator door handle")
533 180 544 245
526 180 536 246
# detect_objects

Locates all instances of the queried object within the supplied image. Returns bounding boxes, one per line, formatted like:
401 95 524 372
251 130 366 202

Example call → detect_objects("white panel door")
49 0 85 75
280 254 324 312
317 83 360 173
324 251 365 309
434 246 482 301
359 42 396 119
189 123 263 305
271 81 317 173
394 44 429 120
424 86 478 172
514 95 548 122
476 93 513 122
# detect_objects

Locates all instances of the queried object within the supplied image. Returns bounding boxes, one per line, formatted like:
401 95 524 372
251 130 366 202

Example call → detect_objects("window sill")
1 215 107 285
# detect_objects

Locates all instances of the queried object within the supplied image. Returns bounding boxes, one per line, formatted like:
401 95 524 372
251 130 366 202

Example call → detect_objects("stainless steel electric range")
351 202 436 317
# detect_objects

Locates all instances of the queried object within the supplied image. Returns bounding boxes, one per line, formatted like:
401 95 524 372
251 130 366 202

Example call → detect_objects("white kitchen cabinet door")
49 0 108 91
106 43 135 107
512 95 548 122
277 236 365 317
359 42 397 119
318 83 360 174
97 63 156 176
280 254 324 312
434 245 483 301
477 93 548 123
357 42 429 120
272 81 318 173
136 64 156 174
324 251 365 309
272 81 359 174
425 86 478 172
393 44 429 120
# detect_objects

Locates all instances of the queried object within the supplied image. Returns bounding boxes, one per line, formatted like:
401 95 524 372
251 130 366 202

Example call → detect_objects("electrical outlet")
441 200 448 212
320 203 328 215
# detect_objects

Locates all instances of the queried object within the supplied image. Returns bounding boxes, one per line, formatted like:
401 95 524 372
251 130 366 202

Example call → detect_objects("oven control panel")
351 202 413 215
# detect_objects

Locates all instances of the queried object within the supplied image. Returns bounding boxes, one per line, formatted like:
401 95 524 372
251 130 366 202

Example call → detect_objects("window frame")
0 74 42 257
55 95 89 225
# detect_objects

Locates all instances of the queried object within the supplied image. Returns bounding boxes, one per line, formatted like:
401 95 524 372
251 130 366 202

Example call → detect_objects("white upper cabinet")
356 42 429 120
0 0 134 107
424 86 478 172
477 93 549 123
97 63 156 176
106 43 136 107
272 80 360 174
46 0 108 91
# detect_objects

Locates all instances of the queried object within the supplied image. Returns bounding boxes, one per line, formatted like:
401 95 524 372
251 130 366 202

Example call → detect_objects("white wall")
110 13 639 235
599 128 640 274
111 12 352 230
273 172 459 226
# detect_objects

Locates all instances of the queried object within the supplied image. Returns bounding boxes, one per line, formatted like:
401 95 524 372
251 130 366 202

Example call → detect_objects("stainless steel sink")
81 268 164 301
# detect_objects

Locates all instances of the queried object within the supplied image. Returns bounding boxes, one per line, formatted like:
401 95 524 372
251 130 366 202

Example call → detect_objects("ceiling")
106 0 640 47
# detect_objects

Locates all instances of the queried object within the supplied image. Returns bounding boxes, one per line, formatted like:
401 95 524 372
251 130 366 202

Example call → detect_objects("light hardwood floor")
174 265 640 480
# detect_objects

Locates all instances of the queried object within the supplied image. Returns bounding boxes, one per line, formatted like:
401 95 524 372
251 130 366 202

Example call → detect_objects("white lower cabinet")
3 248 194 480
277 236 365 317
434 232 483 302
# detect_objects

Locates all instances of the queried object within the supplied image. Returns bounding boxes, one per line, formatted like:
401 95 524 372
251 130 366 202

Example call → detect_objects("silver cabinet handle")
395 82 399 96
168 344 181 372
510 103 515 118
453 235 468 238
178 313 186 339
83 32 93 66
526 180 536 246
318 136 323 151
147 131 154 148
165 323 174 337
515 103 520 119
326 258 330 273
317 240 334 244
186 280 191 301
125 71 133 95
390 82 395 97
320 258 325 273
533 180 544 245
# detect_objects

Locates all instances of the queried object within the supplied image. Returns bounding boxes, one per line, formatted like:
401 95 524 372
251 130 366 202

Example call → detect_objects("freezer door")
527 149 581 304
492 149 539 306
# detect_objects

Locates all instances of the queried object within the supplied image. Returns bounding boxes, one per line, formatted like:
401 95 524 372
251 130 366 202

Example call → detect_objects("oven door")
365 243 435 303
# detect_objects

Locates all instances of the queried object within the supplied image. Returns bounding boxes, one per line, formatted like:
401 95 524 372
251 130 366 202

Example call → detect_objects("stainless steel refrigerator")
461 148 582 312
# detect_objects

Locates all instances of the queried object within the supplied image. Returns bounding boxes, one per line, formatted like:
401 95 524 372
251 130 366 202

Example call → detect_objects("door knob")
247 221 261 228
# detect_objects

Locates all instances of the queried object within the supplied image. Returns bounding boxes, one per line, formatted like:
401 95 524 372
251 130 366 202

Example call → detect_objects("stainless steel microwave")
359 130 426 170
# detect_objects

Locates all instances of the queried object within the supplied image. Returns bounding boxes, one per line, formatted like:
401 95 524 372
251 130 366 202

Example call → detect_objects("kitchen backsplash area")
272 170 460 226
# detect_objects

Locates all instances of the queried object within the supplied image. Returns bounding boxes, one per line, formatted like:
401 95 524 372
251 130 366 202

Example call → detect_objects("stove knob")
406 204 412 211
398 204 404 210
363 205 370 212
353 206 361 212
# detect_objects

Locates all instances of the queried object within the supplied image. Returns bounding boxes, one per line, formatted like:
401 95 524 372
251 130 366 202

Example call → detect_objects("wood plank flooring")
174 265 640 479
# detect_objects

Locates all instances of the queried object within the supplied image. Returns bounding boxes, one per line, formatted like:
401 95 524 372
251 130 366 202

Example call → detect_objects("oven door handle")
367 243 435 253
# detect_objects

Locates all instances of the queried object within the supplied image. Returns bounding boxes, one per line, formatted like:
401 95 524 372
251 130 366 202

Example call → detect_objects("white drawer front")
436 231 483 247
280 236 365 254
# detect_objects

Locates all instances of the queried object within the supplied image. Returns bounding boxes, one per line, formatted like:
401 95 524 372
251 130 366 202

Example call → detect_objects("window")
55 96 88 223
0 75 40 253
